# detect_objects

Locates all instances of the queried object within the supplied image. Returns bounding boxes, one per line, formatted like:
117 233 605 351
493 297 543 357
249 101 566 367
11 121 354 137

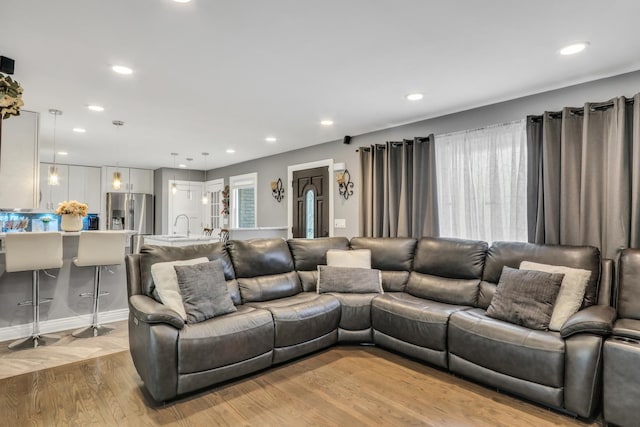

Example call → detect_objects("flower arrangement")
55 200 89 217
0 74 24 120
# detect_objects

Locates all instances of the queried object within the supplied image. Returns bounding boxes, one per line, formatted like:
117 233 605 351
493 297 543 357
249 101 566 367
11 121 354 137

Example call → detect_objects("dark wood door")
292 166 329 238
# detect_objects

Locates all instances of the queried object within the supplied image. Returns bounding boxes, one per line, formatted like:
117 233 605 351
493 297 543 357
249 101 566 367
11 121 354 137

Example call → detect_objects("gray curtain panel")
359 135 439 238
527 93 640 259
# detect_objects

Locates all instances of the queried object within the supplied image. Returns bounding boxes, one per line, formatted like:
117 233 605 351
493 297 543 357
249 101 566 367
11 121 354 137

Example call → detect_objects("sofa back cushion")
237 271 302 303
287 237 350 292
139 243 238 303
227 238 294 277
227 238 301 302
618 248 640 319
413 237 488 279
349 237 417 292
482 241 601 307
405 237 487 306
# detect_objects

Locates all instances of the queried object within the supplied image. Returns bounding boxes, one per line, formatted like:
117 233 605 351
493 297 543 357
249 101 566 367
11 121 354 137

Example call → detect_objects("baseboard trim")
0 308 129 342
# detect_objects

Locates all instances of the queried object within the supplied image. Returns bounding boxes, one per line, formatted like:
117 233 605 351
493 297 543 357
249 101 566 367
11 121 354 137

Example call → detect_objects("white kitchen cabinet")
39 162 69 211
104 166 153 194
68 165 101 213
129 168 154 194
0 111 39 209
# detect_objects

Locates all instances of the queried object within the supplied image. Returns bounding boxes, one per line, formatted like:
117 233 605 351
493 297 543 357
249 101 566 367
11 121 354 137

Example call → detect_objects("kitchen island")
0 231 132 340
143 234 220 247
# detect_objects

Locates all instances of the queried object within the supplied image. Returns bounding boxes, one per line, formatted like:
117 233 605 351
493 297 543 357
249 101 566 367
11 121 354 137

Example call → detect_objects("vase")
61 214 83 232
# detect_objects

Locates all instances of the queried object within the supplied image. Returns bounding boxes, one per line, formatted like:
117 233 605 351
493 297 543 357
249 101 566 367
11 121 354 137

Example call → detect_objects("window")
435 120 527 243
230 173 257 228
305 189 315 239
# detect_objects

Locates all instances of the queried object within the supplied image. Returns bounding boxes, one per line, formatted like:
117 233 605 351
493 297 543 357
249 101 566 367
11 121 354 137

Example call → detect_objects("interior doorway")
292 166 329 238
288 159 334 239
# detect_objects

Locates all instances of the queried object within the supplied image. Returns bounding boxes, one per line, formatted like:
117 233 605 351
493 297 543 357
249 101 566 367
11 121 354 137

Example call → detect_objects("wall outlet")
334 218 346 229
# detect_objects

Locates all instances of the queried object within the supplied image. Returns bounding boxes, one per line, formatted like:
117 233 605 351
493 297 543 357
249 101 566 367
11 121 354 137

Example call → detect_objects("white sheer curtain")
435 120 527 243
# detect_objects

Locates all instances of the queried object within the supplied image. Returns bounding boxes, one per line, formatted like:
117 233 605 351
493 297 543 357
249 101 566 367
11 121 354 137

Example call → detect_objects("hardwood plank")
0 346 602 426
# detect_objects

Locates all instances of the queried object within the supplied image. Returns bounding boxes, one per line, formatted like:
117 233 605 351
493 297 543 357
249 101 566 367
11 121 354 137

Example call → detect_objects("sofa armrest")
129 294 185 329
560 305 617 338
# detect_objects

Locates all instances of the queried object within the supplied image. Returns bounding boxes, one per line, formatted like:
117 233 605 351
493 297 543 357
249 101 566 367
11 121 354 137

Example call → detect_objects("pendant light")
47 109 63 186
111 120 124 190
186 158 193 200
171 152 179 195
202 152 209 205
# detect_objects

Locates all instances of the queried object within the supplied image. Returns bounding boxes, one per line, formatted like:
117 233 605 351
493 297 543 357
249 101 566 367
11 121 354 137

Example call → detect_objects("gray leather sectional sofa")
126 236 617 419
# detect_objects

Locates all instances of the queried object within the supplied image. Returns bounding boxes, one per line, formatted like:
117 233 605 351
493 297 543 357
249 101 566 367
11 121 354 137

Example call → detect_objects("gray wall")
154 168 205 235
204 70 640 238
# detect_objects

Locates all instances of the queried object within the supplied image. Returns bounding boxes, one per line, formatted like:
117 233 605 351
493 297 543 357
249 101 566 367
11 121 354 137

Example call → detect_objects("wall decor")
221 185 230 215
337 168 354 200
271 178 284 202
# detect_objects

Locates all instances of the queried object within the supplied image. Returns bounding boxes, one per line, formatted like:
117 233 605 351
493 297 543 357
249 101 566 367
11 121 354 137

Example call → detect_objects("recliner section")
127 236 617 421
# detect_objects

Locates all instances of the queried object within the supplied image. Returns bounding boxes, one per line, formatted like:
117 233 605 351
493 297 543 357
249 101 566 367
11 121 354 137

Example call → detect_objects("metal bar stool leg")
9 271 59 349
72 266 113 338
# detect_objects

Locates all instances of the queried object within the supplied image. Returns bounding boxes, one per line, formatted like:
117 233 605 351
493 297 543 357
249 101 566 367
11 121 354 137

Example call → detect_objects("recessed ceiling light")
179 164 187 168
559 42 590 56
73 128 86 133
57 151 68 156
226 149 236 154
173 0 192 3
112 65 133 75
320 120 334 126
406 93 424 101
87 105 104 112
265 137 277 143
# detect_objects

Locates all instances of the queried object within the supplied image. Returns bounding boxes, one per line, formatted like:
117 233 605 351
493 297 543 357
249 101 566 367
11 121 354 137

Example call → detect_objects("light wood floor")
0 320 128 379
0 344 603 426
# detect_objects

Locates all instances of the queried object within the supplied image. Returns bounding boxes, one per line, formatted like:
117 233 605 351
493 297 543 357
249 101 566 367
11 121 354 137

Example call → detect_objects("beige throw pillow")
326 249 371 268
520 261 591 331
151 257 209 320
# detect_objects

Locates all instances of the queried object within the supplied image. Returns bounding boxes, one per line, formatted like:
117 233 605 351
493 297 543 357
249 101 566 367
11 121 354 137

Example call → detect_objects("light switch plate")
334 218 346 228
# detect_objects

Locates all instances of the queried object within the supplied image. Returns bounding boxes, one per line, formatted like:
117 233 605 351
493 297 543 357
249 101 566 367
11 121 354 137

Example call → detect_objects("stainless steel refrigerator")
106 193 153 234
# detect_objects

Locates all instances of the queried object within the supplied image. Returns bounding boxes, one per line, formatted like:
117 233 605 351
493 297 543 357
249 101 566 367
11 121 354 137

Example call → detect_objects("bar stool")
72 231 127 338
4 232 63 349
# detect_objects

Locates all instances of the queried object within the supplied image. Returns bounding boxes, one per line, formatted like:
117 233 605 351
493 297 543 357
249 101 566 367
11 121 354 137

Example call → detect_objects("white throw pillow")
151 257 209 320
519 261 591 331
326 249 371 268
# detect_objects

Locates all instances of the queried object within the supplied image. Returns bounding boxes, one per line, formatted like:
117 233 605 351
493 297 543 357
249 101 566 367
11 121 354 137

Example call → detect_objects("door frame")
287 159 334 239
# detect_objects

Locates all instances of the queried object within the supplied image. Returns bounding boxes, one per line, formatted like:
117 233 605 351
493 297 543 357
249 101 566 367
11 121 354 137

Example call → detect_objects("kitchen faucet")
174 214 191 236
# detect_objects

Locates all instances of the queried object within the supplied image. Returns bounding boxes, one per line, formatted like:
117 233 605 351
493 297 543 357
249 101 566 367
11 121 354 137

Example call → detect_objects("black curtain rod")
529 97 635 122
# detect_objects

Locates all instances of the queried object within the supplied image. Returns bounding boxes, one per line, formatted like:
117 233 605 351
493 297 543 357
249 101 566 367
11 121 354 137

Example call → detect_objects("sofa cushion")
372 292 468 352
520 261 591 331
248 292 341 347
405 271 480 306
227 238 294 278
174 260 237 323
140 242 235 298
483 241 600 307
413 237 487 280
287 237 350 271
350 237 417 292
486 266 563 331
177 305 274 374
151 257 209 320
617 248 640 320
449 308 565 388
326 249 371 268
350 237 417 271
238 271 302 303
328 292 378 331
613 318 640 341
317 265 382 294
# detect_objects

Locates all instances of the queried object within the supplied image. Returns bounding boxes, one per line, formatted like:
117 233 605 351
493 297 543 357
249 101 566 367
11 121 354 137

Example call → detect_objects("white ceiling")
2 0 640 171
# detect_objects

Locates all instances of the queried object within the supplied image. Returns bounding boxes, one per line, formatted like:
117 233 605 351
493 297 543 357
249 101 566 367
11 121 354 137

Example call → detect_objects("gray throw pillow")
317 265 383 294
486 266 564 331
174 259 237 323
